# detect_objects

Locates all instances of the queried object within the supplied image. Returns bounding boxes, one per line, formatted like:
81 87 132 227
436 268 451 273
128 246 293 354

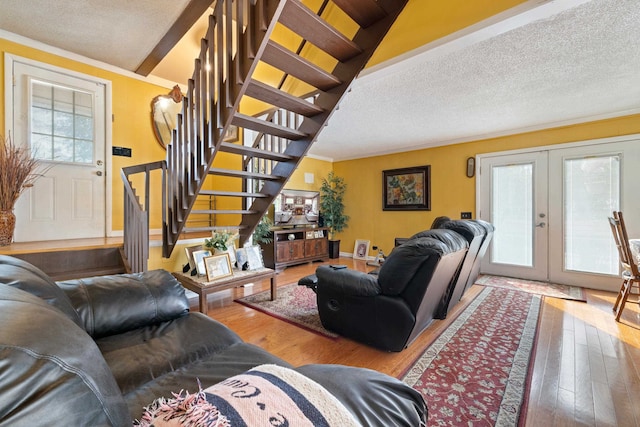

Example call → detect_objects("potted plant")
319 171 349 258
204 230 237 252
252 215 273 246
0 134 42 246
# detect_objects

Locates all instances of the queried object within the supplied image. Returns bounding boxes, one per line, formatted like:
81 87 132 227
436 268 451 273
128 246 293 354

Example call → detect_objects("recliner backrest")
377 237 451 296
433 220 486 317
0 254 82 326
0 285 130 425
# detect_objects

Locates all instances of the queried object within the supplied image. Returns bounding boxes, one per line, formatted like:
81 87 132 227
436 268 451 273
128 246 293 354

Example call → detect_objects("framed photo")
353 239 370 260
306 231 314 239
192 249 212 276
204 253 233 281
235 248 249 270
184 245 203 272
245 245 264 270
383 165 431 211
223 125 238 142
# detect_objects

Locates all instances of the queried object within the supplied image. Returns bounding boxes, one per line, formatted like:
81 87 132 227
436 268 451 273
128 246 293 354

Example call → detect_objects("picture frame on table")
245 245 264 270
353 239 370 260
235 247 249 270
184 245 203 273
383 165 431 211
204 253 233 281
192 249 212 276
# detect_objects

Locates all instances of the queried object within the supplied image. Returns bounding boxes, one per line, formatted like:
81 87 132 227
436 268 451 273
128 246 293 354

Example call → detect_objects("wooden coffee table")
173 267 276 315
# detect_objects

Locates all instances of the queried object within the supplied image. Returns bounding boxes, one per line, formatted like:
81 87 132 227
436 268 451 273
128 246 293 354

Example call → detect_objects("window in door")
563 155 620 275
31 80 94 164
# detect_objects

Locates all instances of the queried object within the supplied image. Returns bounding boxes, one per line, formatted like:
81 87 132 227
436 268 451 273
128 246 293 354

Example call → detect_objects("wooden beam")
135 0 214 76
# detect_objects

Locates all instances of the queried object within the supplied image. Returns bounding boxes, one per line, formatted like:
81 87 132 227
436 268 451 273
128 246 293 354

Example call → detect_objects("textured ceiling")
0 0 192 70
1 0 638 161
311 0 640 160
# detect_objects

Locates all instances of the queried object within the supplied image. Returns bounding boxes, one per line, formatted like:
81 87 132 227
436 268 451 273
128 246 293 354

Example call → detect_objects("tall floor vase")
0 210 16 246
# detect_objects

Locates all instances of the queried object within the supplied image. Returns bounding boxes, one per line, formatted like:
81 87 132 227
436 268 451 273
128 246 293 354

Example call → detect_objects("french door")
478 138 640 291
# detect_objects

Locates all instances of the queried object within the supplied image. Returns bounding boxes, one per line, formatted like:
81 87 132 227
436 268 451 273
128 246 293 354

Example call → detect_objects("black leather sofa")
395 218 495 319
315 233 468 352
0 255 427 426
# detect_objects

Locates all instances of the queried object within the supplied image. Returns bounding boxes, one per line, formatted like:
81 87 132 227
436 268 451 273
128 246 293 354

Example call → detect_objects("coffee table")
173 267 276 315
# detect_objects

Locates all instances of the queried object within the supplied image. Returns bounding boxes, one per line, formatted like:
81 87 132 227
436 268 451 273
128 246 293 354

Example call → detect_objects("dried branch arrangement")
0 134 42 211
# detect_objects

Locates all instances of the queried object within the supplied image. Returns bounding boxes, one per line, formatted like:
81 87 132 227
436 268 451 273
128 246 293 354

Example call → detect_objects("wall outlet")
461 212 472 219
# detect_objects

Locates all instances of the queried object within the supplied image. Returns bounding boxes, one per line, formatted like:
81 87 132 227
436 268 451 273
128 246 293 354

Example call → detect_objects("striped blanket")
135 364 361 426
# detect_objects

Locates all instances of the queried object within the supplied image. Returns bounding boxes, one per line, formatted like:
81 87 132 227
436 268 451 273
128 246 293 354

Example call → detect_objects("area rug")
235 283 339 339
402 287 541 426
476 274 586 302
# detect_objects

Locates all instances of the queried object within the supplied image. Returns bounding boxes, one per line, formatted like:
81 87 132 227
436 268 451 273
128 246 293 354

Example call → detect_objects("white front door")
479 138 640 291
10 58 107 241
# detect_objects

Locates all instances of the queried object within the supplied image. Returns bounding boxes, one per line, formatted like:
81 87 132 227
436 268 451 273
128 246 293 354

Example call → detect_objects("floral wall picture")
383 165 431 211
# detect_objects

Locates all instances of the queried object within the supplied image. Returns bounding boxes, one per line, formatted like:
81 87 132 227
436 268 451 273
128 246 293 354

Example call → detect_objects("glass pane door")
479 151 548 281
563 155 620 275
491 163 534 266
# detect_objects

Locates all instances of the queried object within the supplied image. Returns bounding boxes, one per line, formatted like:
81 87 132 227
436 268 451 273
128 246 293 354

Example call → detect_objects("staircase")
121 0 408 272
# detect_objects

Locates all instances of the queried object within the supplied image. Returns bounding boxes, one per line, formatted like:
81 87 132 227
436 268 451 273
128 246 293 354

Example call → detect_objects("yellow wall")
368 0 527 68
334 114 640 257
1 38 172 231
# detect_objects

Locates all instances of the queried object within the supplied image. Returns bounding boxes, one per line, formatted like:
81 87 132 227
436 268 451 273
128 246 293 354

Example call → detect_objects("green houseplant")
0 134 42 246
319 171 349 258
252 215 273 246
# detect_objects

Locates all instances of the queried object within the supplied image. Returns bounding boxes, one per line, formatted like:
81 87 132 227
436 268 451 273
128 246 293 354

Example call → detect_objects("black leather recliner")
433 219 487 317
467 219 495 293
315 233 468 352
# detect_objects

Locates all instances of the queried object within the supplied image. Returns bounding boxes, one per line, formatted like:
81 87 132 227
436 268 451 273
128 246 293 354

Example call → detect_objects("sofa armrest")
315 266 381 297
57 270 189 338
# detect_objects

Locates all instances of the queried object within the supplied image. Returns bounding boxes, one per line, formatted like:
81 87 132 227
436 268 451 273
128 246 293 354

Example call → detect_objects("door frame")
4 53 113 237
476 133 640 291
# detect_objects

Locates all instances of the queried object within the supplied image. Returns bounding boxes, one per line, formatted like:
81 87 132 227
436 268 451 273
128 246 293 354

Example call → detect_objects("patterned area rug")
235 283 338 338
476 274 586 302
402 287 541 426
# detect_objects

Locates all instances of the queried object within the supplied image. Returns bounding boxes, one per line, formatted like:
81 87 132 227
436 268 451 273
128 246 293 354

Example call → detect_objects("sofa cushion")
57 270 189 338
0 254 82 326
0 285 130 426
97 312 252 394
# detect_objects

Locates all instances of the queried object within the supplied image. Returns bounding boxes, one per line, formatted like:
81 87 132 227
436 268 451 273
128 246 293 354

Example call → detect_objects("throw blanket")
134 364 361 427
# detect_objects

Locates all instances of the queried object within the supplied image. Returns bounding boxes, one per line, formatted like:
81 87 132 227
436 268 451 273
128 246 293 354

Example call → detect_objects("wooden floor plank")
181 257 640 426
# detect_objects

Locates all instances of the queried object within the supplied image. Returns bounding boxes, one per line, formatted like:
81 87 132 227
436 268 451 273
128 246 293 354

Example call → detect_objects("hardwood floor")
195 257 640 426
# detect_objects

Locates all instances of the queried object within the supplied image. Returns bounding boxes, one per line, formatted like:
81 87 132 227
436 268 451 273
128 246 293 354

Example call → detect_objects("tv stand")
261 227 329 272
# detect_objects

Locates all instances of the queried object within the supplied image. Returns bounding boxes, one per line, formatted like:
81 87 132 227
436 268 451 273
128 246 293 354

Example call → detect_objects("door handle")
96 171 103 176
535 222 546 228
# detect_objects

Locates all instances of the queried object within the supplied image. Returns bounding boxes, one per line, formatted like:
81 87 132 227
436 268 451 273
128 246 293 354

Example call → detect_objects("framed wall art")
383 165 431 211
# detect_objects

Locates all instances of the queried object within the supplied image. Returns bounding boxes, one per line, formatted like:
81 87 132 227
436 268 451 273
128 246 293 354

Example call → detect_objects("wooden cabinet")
262 227 329 271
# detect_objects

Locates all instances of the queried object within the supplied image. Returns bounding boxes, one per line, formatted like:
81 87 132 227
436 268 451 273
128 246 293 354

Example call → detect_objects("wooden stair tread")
279 0 362 62
332 0 387 28
219 141 296 162
232 113 308 140
199 190 267 198
262 41 341 90
50 266 126 282
208 167 282 180
191 209 258 215
245 79 324 117
183 225 246 233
